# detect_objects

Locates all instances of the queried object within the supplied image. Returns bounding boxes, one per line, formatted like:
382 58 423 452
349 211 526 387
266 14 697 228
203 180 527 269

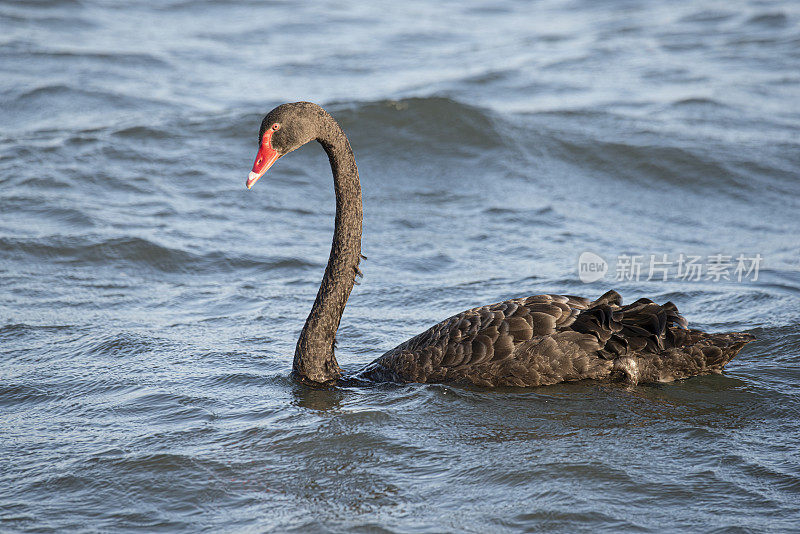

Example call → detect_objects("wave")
8 91 793 202
25 50 170 68
0 384 57 407
746 12 789 28
0 235 317 274
670 97 731 108
301 96 791 198
330 96 504 156
12 84 170 111
3 83 176 133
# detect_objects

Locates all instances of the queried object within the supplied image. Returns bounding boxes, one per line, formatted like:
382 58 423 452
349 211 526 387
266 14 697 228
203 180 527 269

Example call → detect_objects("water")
2 0 800 531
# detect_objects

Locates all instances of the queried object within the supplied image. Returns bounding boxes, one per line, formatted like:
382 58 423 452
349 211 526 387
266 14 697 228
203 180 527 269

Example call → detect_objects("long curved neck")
293 114 362 383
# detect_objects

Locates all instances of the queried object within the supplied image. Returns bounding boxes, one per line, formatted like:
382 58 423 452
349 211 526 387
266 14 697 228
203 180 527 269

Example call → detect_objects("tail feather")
616 329 755 383
576 291 755 384
688 330 755 370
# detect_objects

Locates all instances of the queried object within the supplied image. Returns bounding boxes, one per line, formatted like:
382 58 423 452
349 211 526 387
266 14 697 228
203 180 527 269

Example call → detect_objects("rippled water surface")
2 0 800 532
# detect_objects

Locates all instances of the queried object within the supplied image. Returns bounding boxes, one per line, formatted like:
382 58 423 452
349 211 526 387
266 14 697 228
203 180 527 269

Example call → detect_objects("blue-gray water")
2 0 800 532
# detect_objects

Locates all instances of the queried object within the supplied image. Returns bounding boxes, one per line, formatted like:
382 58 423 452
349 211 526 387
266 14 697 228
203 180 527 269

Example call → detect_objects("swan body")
358 291 753 387
246 102 753 387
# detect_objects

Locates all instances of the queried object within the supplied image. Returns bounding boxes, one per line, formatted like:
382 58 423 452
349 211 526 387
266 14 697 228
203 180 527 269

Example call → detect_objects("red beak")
246 131 280 189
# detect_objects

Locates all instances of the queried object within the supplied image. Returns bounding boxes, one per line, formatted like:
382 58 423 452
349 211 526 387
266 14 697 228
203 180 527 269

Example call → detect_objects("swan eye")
272 123 280 131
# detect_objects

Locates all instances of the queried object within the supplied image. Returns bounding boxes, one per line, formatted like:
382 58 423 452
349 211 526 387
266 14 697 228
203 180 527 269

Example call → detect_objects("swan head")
247 102 323 189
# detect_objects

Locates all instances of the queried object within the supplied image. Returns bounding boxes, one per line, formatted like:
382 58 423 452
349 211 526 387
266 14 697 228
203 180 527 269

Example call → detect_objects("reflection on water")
292 383 347 412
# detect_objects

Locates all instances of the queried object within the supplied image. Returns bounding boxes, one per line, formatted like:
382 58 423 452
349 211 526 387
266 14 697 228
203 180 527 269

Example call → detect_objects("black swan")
245 102 754 387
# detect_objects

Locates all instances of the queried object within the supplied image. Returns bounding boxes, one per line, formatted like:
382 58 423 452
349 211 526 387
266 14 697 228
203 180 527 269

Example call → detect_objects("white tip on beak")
246 171 261 190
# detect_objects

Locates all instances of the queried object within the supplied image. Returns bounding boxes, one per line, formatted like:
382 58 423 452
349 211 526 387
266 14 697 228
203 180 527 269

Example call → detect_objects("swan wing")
368 290 752 387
